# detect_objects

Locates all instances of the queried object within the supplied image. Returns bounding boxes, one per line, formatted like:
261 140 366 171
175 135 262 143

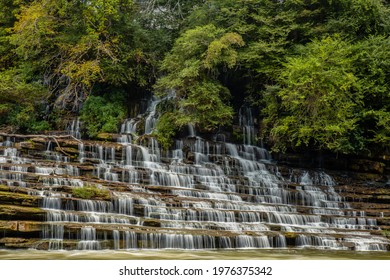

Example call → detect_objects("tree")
9 0 144 111
353 36 390 151
154 24 244 147
185 0 296 94
263 37 363 154
0 0 51 132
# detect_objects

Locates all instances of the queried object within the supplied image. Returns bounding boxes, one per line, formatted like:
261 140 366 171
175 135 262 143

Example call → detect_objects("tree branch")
0 133 83 157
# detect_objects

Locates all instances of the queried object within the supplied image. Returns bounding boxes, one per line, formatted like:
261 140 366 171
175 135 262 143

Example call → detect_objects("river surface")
1 249 390 260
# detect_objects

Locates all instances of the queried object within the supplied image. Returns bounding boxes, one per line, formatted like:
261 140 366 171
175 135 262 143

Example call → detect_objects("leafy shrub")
80 95 126 138
6 104 52 133
155 112 179 150
263 37 364 154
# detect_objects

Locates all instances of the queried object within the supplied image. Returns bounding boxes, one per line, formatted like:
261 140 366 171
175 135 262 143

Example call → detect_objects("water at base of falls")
0 104 389 253
1 249 389 260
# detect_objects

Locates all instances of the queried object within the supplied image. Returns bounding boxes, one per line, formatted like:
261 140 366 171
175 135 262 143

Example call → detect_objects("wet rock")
0 238 42 249
96 133 120 141
341 241 356 249
55 146 79 155
0 191 41 207
17 221 43 232
183 151 195 164
0 221 18 231
0 237 29 245
0 205 46 221
349 159 385 174
20 141 46 151
377 218 390 226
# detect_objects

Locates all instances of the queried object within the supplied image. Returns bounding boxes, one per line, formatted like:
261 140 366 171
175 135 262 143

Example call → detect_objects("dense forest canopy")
0 0 389 155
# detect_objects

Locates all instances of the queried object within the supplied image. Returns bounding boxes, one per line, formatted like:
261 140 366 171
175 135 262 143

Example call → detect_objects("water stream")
0 98 389 255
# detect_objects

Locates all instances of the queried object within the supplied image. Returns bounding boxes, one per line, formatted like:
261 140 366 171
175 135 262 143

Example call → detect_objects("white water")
66 118 81 139
0 100 389 252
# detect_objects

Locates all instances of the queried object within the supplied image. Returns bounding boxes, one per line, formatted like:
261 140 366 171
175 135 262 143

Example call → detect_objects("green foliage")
7 0 149 111
264 37 363 153
72 185 110 200
80 95 126 138
324 0 390 38
9 105 51 133
0 69 48 103
281 0 390 41
186 0 295 84
0 68 51 132
179 81 234 130
155 112 178 150
263 33 390 154
352 35 390 149
155 24 243 133
0 0 390 157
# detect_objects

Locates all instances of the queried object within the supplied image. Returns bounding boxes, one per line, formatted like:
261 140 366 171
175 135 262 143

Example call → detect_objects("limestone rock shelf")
1 133 390 251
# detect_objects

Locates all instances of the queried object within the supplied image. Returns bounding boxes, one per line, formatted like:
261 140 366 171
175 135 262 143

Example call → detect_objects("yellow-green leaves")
61 60 101 88
159 24 243 85
7 0 139 110
204 32 244 69
10 2 56 59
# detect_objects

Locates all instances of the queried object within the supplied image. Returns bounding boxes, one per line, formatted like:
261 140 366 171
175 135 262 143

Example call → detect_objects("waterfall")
0 101 389 252
239 106 256 146
66 118 81 139
144 98 160 134
188 124 196 137
78 227 101 250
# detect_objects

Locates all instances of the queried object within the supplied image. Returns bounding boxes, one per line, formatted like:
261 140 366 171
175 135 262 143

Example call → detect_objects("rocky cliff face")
1 133 389 251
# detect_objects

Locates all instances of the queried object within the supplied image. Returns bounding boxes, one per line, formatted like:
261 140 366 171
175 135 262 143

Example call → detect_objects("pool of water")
1 249 390 260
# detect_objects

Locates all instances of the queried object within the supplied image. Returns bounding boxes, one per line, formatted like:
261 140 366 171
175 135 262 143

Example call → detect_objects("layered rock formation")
1 132 389 251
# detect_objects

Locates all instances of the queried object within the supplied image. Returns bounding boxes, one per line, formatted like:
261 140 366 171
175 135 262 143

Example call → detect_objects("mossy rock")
283 232 298 239
0 190 41 207
0 205 46 220
20 141 45 151
55 146 79 154
72 185 111 200
96 133 119 141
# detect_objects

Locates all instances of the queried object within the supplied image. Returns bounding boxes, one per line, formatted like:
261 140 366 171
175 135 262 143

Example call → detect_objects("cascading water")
0 99 389 252
239 106 256 146
144 91 175 135
66 118 81 139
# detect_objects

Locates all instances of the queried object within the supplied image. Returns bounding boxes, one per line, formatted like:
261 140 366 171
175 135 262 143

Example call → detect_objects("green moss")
382 230 390 239
72 185 110 200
